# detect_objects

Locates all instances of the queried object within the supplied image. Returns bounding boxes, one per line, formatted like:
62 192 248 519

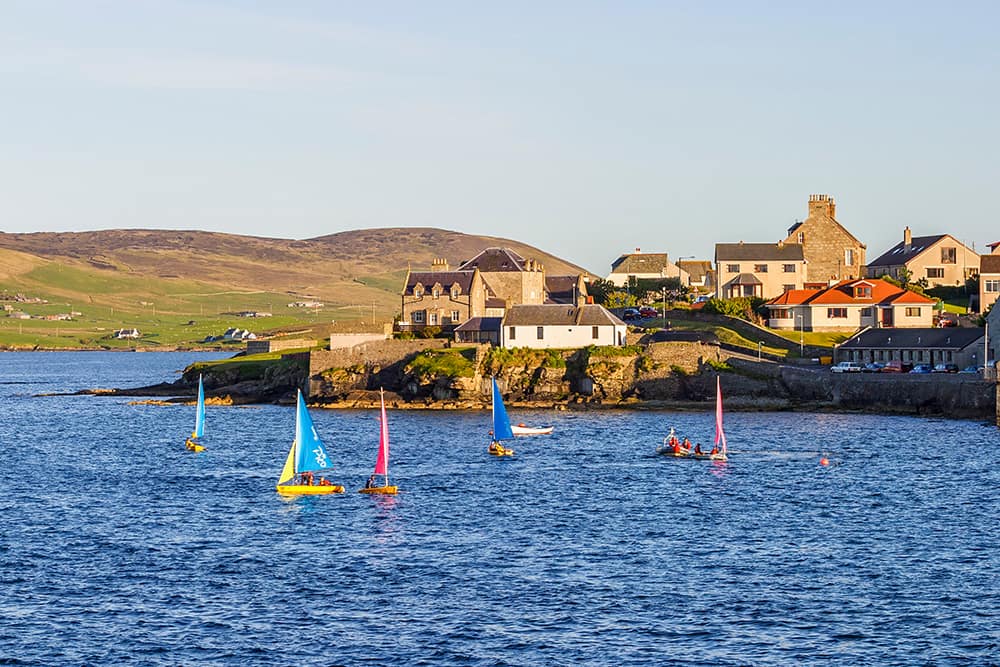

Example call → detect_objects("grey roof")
980 255 1000 274
457 247 526 272
610 252 670 273
840 327 984 350
405 271 474 295
485 297 506 309
867 234 948 267
676 260 712 281
728 273 762 285
715 242 804 261
545 275 585 303
454 317 501 332
503 304 625 327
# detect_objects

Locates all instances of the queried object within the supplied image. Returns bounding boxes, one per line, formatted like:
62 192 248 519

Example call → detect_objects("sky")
2 1 998 273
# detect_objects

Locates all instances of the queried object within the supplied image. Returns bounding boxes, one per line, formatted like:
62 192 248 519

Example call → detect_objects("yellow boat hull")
489 447 514 456
359 485 398 495
185 439 205 452
276 484 345 495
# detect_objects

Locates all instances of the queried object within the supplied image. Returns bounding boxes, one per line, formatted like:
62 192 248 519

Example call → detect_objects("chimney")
431 257 449 272
635 247 641 253
903 227 912 251
808 194 836 220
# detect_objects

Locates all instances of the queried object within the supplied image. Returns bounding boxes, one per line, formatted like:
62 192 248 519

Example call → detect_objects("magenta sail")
714 376 727 454
374 388 389 476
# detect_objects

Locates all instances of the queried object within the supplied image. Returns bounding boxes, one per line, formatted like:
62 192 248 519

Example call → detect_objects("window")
827 308 847 318
797 231 804 244
726 264 740 273
854 286 871 298
985 279 1000 293
845 249 854 266
878 350 884 361
782 284 795 293
432 287 441 299
450 310 460 321
451 286 460 299
860 307 873 317
771 309 792 319
754 264 768 273
413 284 424 297
927 268 944 279
413 310 425 323
782 264 796 273
536 326 544 340
429 312 438 325
905 307 921 317
592 326 599 339
509 327 516 340
941 247 956 264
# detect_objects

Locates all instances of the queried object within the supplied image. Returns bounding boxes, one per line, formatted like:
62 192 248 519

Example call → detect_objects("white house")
606 250 689 287
500 304 626 349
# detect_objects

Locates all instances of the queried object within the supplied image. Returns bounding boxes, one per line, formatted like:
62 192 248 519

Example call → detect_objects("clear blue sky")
2 1 997 273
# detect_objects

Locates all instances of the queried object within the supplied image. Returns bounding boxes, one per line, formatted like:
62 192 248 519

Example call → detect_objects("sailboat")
185 375 206 452
359 388 398 495
695 376 728 461
275 390 345 495
488 376 515 456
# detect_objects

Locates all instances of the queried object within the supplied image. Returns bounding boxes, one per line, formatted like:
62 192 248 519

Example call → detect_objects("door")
881 308 893 327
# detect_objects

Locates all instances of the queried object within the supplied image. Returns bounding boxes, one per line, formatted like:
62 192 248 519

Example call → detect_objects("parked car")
638 306 659 318
931 363 960 373
862 362 884 373
958 365 983 374
937 316 959 327
622 308 640 321
881 360 913 373
909 364 933 373
831 361 864 373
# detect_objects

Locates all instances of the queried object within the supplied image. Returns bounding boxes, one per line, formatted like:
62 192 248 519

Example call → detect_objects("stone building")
399 266 487 332
457 248 546 308
783 194 867 285
979 245 1000 313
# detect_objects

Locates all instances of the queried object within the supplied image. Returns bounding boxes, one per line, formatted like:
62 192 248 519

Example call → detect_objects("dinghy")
488 377 515 456
359 389 398 495
184 375 206 452
511 423 554 436
275 390 345 495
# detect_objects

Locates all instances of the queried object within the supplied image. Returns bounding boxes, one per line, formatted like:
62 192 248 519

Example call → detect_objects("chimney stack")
808 194 836 220
431 257 449 272
903 227 912 251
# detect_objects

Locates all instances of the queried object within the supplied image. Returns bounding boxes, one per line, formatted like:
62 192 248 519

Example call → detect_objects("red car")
638 306 659 318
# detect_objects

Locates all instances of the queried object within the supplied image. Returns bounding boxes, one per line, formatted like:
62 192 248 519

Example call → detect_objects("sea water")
0 352 997 665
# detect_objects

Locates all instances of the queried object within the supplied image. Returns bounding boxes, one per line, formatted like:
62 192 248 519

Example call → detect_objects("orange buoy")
819 457 829 466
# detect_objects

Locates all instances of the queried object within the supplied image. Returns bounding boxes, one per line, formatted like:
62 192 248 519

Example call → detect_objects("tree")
586 278 615 305
605 291 638 309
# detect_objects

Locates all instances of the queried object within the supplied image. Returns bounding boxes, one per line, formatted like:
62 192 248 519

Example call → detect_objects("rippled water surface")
1 352 998 666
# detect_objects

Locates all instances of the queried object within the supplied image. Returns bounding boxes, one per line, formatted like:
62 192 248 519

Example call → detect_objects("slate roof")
485 297 506 309
454 317 501 333
980 255 1000 274
728 273 762 286
715 243 804 261
840 327 984 350
503 304 625 327
610 252 670 274
766 279 934 307
404 271 476 295
867 234 948 267
457 248 527 272
677 260 712 282
545 275 583 303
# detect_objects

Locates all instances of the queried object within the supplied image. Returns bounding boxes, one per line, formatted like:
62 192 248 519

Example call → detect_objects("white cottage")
500 304 626 349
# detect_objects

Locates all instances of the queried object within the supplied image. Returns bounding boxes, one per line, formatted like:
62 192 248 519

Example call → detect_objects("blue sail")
192 375 205 439
491 377 514 441
294 391 333 474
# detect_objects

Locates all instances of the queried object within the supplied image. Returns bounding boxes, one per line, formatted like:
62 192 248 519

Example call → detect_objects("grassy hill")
0 228 592 349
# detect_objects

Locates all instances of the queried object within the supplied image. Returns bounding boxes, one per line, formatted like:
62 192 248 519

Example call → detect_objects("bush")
416 325 442 339
703 297 767 322
405 349 475 379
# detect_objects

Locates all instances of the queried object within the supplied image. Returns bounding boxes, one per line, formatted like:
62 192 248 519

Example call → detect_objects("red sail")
374 389 389 476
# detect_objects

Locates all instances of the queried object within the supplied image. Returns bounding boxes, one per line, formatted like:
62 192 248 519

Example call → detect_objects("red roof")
766 279 935 307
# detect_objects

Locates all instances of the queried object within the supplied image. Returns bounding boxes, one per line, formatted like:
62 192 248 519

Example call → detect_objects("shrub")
405 349 475 379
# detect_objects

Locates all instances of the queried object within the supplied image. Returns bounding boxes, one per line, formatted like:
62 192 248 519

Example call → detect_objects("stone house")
500 304 626 349
837 327 985 368
766 278 935 331
715 242 805 300
544 274 589 305
606 250 689 287
866 227 979 288
399 267 486 332
978 250 1000 314
457 248 546 308
783 195 867 284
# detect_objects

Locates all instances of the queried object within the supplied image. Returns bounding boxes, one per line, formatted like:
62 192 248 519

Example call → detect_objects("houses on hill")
865 227 979 288
765 278 935 331
784 194 866 283
715 241 805 300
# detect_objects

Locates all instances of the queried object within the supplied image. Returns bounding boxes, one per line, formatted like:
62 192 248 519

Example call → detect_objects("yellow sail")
277 441 296 485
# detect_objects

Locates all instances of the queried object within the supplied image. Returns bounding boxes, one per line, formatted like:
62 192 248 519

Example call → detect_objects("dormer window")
854 285 871 298
450 283 461 299
413 283 424 297
432 284 442 299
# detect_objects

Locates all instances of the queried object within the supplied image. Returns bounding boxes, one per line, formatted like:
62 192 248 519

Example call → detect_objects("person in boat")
365 474 377 489
682 437 692 452
489 441 506 455
301 471 313 486
694 443 703 455
671 440 681 455
710 444 719 456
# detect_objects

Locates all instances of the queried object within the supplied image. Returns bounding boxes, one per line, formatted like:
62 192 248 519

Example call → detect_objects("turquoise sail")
294 390 332 474
192 375 205 439
491 377 514 441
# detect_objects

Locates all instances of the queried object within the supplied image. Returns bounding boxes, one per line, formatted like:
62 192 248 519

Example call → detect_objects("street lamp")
758 340 763 360
797 314 804 357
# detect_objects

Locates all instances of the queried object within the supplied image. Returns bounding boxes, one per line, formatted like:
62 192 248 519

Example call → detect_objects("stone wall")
329 333 388 350
246 338 314 355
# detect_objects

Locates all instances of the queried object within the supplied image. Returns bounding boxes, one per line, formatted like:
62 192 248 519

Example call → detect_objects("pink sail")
374 388 389 476
714 376 727 454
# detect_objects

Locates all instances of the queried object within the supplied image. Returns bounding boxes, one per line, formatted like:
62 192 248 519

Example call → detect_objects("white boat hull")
511 425 553 436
